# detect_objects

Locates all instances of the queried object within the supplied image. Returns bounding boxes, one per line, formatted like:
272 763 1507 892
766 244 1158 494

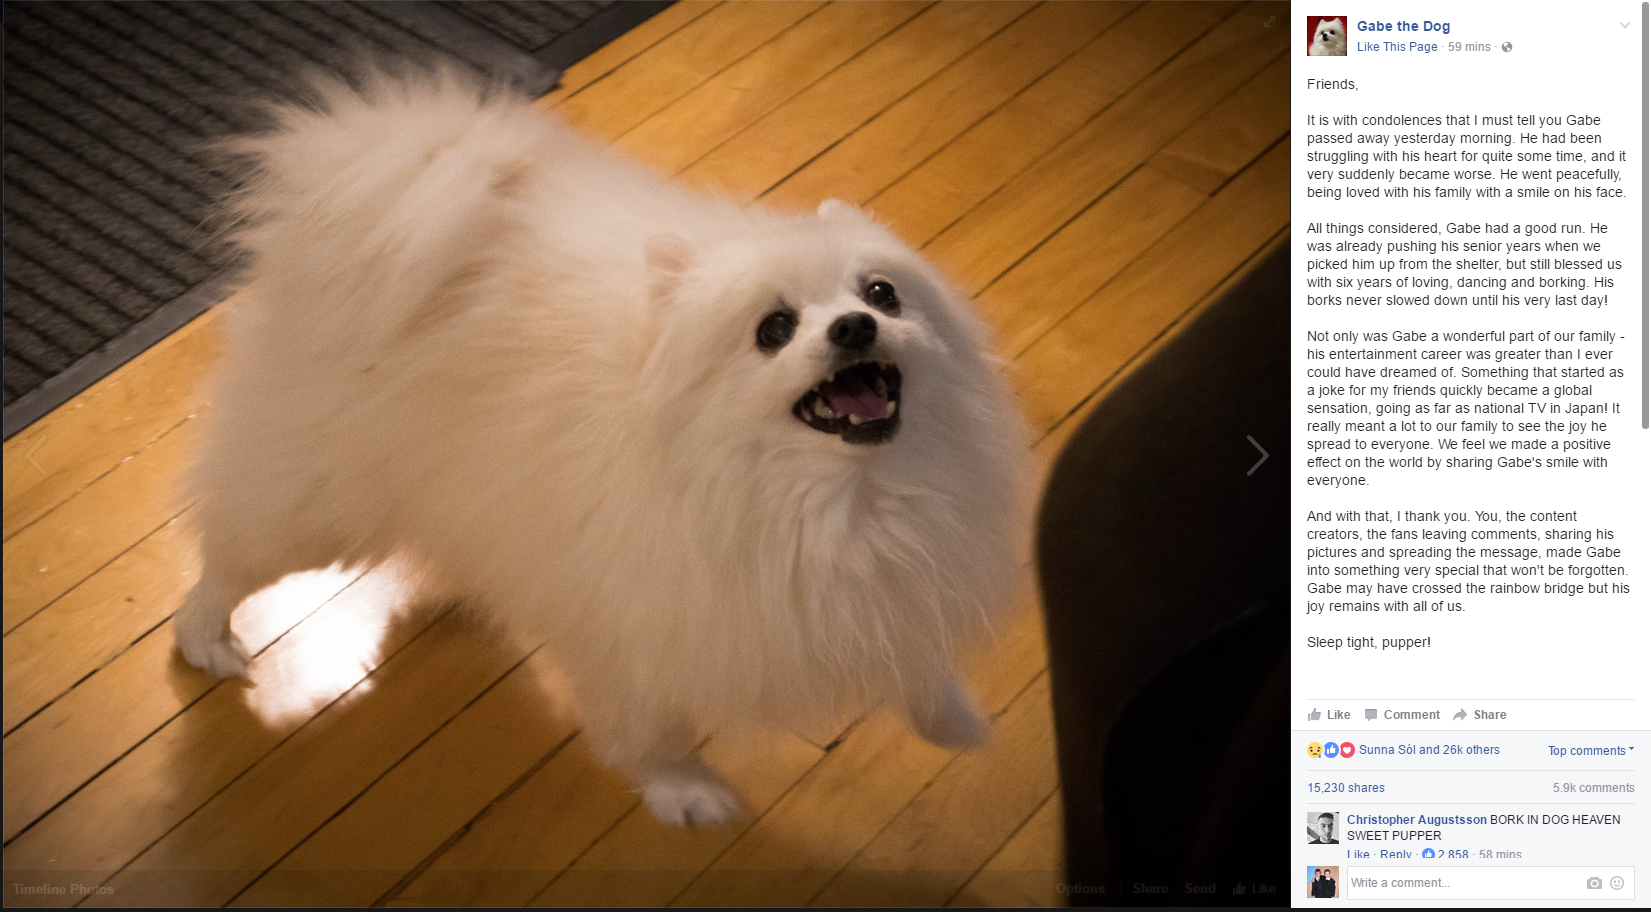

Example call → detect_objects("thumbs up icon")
1308 708 1322 721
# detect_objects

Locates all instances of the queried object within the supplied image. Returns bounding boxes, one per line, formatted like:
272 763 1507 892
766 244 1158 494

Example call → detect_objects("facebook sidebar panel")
1292 2 1647 908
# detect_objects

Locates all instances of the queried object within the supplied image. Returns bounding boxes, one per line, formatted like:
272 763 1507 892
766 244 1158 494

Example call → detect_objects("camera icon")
1587 876 1602 889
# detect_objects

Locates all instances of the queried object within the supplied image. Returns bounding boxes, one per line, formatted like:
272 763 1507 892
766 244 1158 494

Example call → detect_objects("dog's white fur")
1309 18 1347 56
175 73 1030 826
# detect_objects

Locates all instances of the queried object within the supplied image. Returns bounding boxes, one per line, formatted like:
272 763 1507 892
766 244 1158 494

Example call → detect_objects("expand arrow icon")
1246 435 1268 476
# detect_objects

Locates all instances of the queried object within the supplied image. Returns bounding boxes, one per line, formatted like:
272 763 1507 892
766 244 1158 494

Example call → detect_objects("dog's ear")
644 233 694 302
817 198 862 222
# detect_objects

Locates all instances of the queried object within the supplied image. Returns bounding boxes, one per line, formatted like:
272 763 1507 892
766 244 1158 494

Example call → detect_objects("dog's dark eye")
864 279 900 315
756 309 797 351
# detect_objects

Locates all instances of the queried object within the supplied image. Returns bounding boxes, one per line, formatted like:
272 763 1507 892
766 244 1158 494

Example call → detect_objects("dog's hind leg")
637 748 742 829
582 710 742 827
903 671 988 750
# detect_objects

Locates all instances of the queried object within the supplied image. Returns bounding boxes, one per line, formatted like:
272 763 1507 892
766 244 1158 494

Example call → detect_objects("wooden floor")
2 2 1288 906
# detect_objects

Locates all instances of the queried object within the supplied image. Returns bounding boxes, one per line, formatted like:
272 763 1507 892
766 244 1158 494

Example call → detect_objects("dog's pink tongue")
823 376 890 421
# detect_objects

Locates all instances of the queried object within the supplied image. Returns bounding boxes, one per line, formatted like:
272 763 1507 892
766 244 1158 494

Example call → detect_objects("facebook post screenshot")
1293 1 1648 908
2 2 1645 910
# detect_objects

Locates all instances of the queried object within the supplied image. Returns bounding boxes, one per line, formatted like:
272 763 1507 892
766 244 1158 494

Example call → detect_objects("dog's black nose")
828 312 877 350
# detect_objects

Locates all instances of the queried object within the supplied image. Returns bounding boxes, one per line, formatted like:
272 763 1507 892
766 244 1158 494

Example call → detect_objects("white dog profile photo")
174 69 1032 828
1309 17 1347 56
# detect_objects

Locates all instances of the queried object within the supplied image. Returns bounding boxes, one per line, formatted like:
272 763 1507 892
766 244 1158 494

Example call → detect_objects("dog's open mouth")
792 361 902 445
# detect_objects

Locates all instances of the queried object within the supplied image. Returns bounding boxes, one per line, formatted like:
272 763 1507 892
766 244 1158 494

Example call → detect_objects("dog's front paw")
174 614 251 678
641 769 742 827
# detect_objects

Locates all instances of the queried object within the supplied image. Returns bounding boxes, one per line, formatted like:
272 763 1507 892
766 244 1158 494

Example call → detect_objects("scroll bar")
1644 2 1648 427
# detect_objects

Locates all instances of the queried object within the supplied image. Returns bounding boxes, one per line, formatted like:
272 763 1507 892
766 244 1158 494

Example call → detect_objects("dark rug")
3 0 672 438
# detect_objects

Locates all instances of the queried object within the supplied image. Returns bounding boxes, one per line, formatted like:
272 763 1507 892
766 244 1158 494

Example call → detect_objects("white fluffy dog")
175 73 1030 826
1310 17 1347 56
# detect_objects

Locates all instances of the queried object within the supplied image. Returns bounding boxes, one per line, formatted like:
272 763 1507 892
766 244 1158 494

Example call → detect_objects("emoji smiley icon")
1307 741 1323 758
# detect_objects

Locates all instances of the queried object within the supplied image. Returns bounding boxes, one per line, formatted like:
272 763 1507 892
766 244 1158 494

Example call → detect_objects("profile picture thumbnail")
1308 16 1348 56
1307 865 1342 899
1306 810 1340 844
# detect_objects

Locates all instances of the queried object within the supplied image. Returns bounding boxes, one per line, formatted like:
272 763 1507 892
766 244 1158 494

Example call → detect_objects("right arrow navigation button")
1246 435 1268 476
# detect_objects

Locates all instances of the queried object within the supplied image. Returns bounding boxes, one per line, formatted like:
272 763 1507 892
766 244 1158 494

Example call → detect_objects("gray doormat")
3 0 671 438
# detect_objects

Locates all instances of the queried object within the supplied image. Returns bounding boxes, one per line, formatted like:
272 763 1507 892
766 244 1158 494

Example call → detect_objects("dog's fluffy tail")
219 69 551 347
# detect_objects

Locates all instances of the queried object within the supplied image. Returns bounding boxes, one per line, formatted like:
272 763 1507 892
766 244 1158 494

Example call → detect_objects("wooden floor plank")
2 417 197 633
525 732 825 908
1014 140 1288 434
962 587 1049 714
83 607 523 908
1033 408 1083 465
869 1 1240 247
927 1 1286 293
764 0 1138 213
229 648 582 908
3 514 195 734
381 731 639 908
1023 225 1290 470
1 566 355 843
812 675 1058 907
2 571 423 902
383 732 824 908
1149 52 1289 194
548 1 822 139
539 1 724 105
788 709 863 753
615 1 932 176
976 166 1209 358
977 43 1288 362
2 311 217 542
947 791 1065 908
681 1 1034 202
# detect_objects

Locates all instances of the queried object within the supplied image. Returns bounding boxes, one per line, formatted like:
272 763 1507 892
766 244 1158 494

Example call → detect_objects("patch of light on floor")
238 566 420 727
